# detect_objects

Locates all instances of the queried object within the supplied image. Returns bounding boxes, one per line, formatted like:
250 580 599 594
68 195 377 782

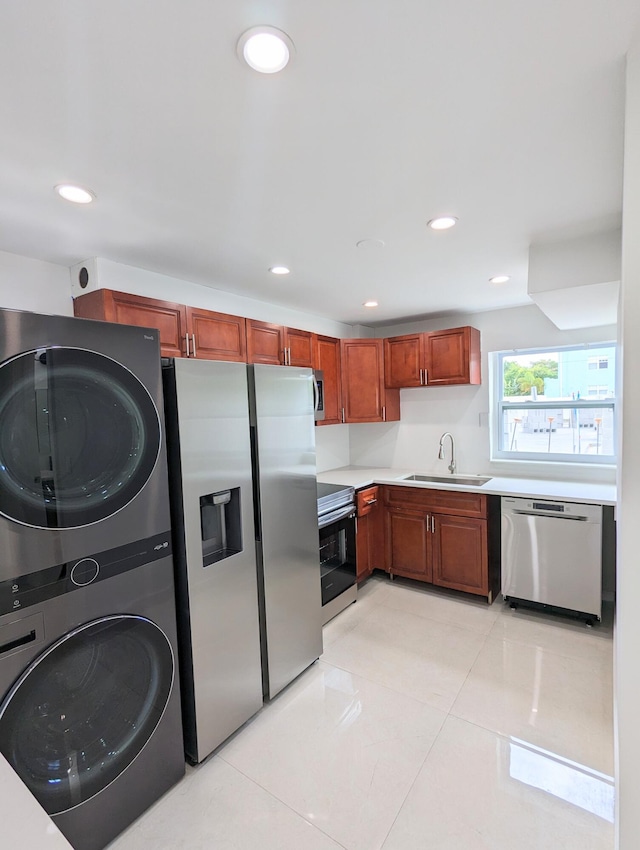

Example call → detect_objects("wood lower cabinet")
340 339 400 423
381 485 499 602
384 326 481 388
246 320 314 367
385 508 432 582
73 290 247 361
355 486 383 581
431 513 487 595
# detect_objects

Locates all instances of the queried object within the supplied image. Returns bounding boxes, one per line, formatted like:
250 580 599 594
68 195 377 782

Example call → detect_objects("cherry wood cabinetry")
384 326 481 388
73 290 188 358
246 320 315 367
314 335 343 427
382 485 499 602
185 306 247 362
340 339 400 424
355 486 383 581
73 290 247 361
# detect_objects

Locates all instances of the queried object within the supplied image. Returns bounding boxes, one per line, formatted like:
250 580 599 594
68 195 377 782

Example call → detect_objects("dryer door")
0 347 161 528
0 615 175 814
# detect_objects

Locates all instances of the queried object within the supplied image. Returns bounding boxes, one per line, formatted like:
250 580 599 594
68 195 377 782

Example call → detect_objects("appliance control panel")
0 532 172 616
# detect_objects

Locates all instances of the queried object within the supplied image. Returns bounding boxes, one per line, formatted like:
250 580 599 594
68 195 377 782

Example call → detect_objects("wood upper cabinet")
246 320 285 365
340 339 400 424
314 335 343 426
73 290 247 361
185 307 246 361
246 320 315 367
73 290 188 357
384 326 481 388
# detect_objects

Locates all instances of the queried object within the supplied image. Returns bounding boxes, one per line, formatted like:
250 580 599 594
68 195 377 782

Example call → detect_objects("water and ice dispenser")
199 488 242 566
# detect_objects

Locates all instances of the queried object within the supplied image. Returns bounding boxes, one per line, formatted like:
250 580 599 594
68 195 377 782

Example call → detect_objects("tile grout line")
214 754 350 850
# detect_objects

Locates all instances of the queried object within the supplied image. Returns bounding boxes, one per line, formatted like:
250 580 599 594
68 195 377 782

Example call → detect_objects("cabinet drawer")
382 485 486 518
357 486 379 516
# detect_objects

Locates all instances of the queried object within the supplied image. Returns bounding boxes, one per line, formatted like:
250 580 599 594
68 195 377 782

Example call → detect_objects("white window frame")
490 343 616 466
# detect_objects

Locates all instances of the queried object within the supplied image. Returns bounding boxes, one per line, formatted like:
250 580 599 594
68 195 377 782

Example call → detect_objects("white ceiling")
0 1 638 326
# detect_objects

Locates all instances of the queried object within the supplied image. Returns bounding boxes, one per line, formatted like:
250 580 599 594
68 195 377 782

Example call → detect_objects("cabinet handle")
382 406 386 422
420 368 424 385
424 369 428 385
185 333 190 357
192 333 197 358
364 499 377 506
431 515 435 533
287 347 291 365
341 408 345 423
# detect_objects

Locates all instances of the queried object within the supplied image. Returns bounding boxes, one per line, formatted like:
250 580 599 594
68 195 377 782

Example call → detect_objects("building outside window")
491 343 616 464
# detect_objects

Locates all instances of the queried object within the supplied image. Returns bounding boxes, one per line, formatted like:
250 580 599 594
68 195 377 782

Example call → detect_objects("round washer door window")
0 347 161 528
0 615 174 815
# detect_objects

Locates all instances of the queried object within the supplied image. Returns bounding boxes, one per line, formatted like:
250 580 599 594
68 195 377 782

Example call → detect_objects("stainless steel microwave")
313 370 325 422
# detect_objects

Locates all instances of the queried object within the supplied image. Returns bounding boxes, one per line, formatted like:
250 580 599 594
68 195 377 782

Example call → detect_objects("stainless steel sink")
402 474 492 487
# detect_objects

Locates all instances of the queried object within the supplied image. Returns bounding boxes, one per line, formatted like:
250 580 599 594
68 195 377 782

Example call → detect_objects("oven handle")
318 504 356 529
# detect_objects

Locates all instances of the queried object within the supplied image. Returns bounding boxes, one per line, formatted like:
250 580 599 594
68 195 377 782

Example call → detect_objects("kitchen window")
490 343 616 464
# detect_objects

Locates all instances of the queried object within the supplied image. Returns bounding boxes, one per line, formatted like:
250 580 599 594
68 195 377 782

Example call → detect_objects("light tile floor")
109 576 614 850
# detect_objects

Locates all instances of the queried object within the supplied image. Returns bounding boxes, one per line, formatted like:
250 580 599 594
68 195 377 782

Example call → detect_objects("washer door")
0 346 161 528
0 615 175 815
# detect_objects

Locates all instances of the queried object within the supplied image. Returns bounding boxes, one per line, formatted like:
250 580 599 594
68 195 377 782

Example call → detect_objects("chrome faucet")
438 432 456 474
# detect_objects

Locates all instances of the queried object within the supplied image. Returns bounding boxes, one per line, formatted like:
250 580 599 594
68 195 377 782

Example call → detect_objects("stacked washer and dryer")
0 308 185 850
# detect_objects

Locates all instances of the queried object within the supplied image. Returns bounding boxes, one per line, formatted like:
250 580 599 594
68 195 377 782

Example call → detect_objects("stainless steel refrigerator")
163 359 322 763
248 363 323 700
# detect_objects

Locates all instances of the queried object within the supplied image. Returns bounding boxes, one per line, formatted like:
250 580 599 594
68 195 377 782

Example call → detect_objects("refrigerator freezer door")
166 359 263 762
250 365 323 699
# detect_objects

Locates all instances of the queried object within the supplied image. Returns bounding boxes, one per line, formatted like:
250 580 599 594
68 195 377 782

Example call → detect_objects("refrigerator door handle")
312 375 320 415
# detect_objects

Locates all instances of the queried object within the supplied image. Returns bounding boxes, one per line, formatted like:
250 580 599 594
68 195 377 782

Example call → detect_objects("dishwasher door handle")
510 510 588 521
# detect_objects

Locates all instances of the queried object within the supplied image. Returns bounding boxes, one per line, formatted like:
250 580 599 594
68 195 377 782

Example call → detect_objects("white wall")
0 250 71 315
616 39 640 850
315 425 350 473
347 304 617 483
75 258 354 339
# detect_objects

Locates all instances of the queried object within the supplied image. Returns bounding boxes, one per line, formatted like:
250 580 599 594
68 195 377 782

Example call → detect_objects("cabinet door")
432 514 487 595
385 507 431 581
340 339 400 423
73 290 188 358
314 335 342 426
186 307 246 362
285 328 315 367
384 334 424 388
425 326 481 385
246 320 286 365
356 486 381 581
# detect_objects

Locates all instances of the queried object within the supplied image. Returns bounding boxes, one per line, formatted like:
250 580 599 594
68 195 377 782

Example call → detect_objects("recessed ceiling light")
427 216 458 230
356 238 385 249
55 184 95 204
363 300 379 308
269 266 290 275
489 275 510 284
237 26 294 74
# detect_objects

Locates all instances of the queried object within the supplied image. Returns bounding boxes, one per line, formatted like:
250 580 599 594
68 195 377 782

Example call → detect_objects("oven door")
318 509 356 606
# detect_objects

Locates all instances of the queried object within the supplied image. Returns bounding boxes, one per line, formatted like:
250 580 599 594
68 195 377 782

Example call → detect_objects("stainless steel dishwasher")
501 497 602 623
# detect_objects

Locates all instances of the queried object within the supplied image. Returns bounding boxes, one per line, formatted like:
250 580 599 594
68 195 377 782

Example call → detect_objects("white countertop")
317 466 617 505
1 754 73 849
